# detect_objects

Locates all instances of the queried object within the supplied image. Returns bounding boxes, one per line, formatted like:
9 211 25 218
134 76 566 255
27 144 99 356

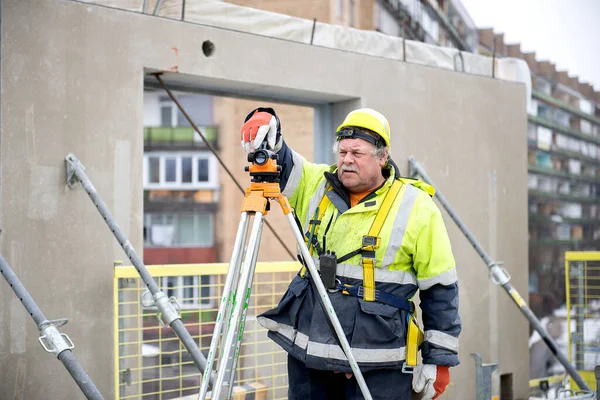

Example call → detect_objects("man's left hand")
412 365 450 399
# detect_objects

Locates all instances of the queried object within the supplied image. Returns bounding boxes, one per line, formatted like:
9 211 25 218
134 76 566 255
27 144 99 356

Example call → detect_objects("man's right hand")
240 108 281 153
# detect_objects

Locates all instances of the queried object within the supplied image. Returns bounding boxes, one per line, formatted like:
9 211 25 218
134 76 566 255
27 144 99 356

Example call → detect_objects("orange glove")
240 108 281 153
413 365 450 399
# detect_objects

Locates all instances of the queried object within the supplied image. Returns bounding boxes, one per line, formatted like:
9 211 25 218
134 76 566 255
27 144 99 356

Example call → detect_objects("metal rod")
198 213 250 400
285 212 373 400
142 0 148 13
407 156 590 391
151 73 296 261
64 154 212 382
0 254 104 399
58 350 104 400
153 0 162 15
310 18 317 45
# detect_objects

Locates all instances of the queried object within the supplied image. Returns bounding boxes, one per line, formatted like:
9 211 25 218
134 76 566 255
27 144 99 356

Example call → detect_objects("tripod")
198 147 373 400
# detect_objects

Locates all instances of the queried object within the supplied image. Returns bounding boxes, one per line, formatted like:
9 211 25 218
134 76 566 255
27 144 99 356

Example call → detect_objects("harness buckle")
401 362 416 374
361 235 380 251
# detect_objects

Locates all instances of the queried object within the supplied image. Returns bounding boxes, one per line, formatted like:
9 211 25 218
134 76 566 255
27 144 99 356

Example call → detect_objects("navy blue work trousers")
287 354 414 400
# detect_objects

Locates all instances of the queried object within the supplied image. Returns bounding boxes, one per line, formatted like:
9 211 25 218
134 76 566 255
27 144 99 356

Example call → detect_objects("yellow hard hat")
336 108 391 150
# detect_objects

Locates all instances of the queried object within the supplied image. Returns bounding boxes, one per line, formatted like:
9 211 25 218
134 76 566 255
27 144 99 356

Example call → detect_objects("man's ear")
378 149 389 167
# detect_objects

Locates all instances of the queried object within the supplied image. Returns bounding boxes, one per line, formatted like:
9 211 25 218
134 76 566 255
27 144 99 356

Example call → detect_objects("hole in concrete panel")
202 40 215 57
500 373 513 400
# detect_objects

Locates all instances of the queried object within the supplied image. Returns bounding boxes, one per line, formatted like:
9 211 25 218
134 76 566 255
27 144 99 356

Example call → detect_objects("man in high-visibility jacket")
240 107 461 400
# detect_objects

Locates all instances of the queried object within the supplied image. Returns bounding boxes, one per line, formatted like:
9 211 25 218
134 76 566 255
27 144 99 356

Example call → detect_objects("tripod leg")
224 213 264 398
198 213 250 400
211 212 265 400
283 212 374 400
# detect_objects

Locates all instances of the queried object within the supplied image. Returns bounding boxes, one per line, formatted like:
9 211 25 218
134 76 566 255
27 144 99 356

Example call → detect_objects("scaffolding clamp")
141 290 181 327
488 261 511 286
38 318 75 357
65 153 84 188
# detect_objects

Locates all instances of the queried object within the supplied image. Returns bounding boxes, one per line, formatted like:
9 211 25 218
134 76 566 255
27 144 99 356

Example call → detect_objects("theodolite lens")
253 149 269 165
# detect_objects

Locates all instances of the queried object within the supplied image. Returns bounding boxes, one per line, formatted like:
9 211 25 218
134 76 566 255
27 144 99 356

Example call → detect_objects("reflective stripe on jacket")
257 140 461 371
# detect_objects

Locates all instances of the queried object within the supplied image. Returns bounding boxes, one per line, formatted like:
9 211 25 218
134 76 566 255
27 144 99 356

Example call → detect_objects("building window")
143 152 218 189
160 275 214 308
148 156 160 183
535 77 552 95
144 212 214 247
336 0 343 17
160 100 177 127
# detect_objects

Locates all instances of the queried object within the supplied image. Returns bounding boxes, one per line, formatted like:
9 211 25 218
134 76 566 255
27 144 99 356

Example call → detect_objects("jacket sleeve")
413 198 461 367
275 138 329 217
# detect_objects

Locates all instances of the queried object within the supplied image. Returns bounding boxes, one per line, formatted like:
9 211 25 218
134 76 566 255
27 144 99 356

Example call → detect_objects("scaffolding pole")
0 254 104 399
408 156 590 392
64 153 214 385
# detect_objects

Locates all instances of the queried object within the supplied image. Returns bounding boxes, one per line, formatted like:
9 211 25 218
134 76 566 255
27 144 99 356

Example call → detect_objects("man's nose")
341 153 354 163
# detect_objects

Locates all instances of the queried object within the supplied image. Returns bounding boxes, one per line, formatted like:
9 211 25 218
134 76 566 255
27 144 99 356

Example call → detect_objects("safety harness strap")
361 180 403 301
300 193 331 277
337 283 414 312
405 314 424 368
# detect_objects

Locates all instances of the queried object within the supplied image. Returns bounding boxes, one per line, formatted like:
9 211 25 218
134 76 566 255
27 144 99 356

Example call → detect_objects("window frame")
159 275 215 309
143 151 218 190
143 212 214 248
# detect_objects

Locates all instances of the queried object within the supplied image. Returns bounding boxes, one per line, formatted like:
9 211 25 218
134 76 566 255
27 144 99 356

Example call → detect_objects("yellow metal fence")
565 251 600 391
114 262 301 400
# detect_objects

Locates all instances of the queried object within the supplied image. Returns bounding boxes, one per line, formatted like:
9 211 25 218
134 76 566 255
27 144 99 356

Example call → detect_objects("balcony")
528 115 600 146
529 238 600 248
144 126 218 151
528 190 599 204
528 164 599 184
529 213 600 226
528 141 600 166
532 89 600 127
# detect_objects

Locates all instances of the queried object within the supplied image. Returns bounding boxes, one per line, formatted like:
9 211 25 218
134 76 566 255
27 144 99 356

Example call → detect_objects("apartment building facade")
479 29 600 316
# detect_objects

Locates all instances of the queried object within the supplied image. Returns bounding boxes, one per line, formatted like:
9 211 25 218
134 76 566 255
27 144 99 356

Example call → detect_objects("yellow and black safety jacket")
257 139 461 372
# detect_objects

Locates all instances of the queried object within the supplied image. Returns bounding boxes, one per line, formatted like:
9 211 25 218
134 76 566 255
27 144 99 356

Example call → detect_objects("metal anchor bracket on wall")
141 290 182 327
65 153 84 189
472 353 498 400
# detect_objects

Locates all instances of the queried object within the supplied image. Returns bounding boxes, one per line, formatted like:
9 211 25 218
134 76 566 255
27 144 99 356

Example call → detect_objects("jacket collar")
323 161 398 208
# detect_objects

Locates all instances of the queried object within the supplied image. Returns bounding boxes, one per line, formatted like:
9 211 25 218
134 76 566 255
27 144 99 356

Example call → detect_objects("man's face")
337 138 387 193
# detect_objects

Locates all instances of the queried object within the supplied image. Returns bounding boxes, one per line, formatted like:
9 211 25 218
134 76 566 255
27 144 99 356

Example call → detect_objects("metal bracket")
65 153 83 188
472 353 498 400
140 290 181 327
120 368 132 385
38 318 75 357
489 261 511 286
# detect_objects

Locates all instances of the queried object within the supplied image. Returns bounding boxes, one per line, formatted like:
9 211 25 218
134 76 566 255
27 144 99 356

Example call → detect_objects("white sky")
459 0 600 92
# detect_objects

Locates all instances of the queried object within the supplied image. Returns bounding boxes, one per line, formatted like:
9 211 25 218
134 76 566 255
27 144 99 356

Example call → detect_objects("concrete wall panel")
1 1 528 398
